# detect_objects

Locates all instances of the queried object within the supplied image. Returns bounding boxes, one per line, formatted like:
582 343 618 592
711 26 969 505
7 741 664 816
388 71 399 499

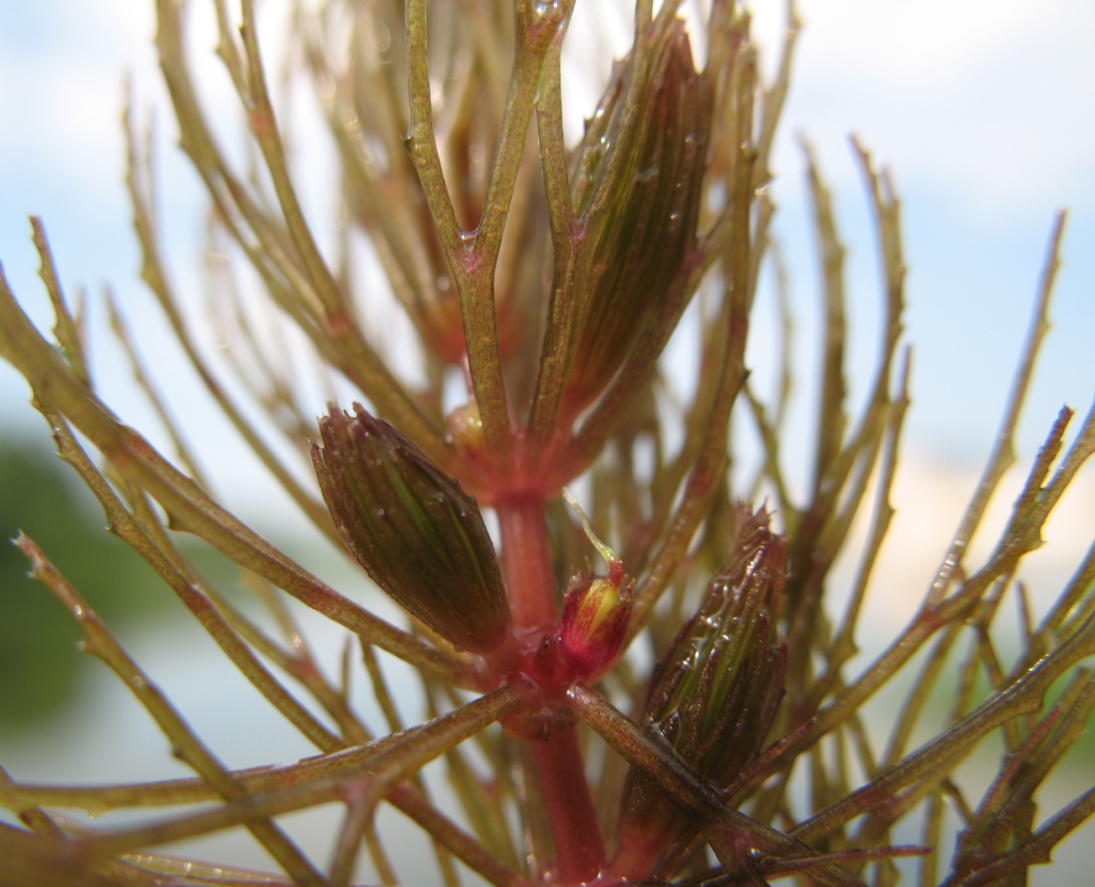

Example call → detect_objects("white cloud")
0 4 157 195
753 0 1095 213
831 446 1095 654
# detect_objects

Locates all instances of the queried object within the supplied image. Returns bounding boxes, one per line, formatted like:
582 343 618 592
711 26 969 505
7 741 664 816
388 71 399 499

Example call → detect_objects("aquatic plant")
1 1 1093 884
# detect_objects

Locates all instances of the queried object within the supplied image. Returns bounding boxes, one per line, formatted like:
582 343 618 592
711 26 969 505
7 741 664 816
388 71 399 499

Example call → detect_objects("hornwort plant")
1 1 1093 885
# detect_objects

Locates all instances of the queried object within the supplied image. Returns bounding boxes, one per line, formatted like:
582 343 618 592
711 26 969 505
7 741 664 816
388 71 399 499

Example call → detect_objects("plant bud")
312 404 511 653
614 507 787 876
557 559 632 681
445 399 485 460
563 19 713 416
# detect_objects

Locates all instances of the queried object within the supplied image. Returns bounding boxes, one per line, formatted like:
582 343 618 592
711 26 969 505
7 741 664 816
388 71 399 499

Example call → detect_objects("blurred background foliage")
0 440 163 725
0 440 254 728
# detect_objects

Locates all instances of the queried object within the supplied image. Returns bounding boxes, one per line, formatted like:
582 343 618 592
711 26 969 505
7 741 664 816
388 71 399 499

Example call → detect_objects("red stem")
496 495 560 633
531 730 607 883
496 495 606 883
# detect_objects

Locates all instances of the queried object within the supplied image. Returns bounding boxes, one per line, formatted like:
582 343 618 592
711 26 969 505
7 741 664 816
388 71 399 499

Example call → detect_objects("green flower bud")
312 404 511 653
614 507 787 876
564 18 713 415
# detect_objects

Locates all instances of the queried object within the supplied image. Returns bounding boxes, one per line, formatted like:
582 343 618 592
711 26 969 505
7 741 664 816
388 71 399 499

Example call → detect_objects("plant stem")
530 731 606 883
497 495 606 882
496 496 560 633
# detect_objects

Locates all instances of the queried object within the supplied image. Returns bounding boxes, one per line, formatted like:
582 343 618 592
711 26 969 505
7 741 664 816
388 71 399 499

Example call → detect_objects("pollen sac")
563 18 713 416
312 404 511 653
557 560 633 681
615 507 787 872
